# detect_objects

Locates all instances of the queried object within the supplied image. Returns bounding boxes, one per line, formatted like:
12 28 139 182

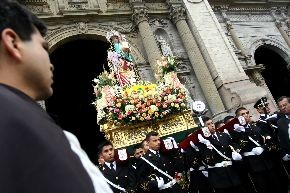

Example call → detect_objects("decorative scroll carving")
76 22 88 34
101 111 197 148
132 7 149 25
169 5 186 24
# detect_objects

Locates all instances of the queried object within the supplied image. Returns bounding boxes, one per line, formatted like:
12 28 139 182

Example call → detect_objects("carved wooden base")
100 110 197 148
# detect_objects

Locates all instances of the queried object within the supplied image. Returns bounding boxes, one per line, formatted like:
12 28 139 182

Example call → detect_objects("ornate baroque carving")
76 22 88 33
132 7 149 25
21 0 51 14
169 5 186 24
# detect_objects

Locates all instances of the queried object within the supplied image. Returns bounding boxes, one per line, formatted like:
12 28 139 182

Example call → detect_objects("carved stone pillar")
220 10 248 57
169 3 226 119
275 21 290 48
130 0 162 77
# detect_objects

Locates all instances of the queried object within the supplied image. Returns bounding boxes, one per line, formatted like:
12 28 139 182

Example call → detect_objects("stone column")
181 0 267 115
225 21 248 57
220 9 249 58
168 3 226 119
275 21 290 48
130 0 162 77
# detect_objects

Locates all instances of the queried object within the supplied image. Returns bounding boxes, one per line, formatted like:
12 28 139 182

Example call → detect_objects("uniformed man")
232 107 285 193
98 141 133 193
277 96 290 185
254 97 288 192
184 138 214 193
135 131 186 193
197 116 244 193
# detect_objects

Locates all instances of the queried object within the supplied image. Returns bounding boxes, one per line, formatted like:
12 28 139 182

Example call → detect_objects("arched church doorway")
254 45 290 100
46 38 109 163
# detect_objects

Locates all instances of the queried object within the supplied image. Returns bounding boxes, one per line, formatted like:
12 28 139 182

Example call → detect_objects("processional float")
92 30 198 149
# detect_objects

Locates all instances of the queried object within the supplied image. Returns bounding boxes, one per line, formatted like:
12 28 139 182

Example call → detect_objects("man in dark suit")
277 96 290 181
197 116 244 193
135 131 186 193
98 141 132 193
277 96 290 160
233 107 285 193
0 1 99 192
254 97 288 192
184 140 214 193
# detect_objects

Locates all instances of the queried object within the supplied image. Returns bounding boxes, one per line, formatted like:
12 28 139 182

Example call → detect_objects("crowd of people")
97 96 290 193
1 1 290 193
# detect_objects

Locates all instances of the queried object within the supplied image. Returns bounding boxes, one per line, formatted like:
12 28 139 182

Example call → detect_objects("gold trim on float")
100 110 197 148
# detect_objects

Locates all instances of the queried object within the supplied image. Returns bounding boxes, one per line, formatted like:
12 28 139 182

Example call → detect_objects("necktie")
110 163 115 171
212 134 219 141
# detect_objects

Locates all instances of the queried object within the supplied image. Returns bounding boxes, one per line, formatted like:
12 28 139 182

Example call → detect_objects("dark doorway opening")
254 46 290 100
47 39 109 163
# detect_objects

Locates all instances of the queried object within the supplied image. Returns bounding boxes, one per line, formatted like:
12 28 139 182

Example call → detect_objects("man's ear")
1 28 22 61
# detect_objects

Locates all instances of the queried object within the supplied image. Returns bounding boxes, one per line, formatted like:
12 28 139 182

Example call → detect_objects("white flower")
150 105 158 112
125 105 135 113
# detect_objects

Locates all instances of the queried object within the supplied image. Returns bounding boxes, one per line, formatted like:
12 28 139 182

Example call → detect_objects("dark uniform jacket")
136 149 185 193
256 114 280 153
230 124 275 172
185 146 213 193
100 162 130 193
198 132 241 189
277 116 290 156
0 84 95 193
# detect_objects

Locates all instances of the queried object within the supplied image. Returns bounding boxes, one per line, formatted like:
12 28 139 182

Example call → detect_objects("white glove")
201 171 208 177
155 176 164 189
223 129 231 137
190 141 199 151
282 154 290 161
233 124 245 132
252 147 264 155
167 137 178 149
232 151 242 161
198 134 212 149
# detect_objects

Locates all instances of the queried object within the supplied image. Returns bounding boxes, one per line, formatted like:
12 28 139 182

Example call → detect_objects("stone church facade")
21 0 290 121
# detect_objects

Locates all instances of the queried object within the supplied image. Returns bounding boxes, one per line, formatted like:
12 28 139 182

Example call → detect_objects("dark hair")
235 107 247 116
277 96 290 104
0 0 47 41
140 139 147 148
223 115 234 123
214 120 224 128
133 143 142 152
201 116 211 124
145 131 159 141
98 140 113 154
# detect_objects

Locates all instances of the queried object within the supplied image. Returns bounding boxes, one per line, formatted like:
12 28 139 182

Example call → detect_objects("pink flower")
118 114 123 120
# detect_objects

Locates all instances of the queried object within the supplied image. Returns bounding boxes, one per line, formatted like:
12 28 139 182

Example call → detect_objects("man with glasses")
277 96 290 182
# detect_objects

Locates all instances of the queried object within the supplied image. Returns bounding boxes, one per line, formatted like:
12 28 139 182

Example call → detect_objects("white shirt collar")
149 149 159 155
105 161 116 170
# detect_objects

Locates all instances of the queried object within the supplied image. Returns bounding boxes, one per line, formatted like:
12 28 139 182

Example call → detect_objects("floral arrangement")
155 56 179 80
105 81 187 125
92 30 189 125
